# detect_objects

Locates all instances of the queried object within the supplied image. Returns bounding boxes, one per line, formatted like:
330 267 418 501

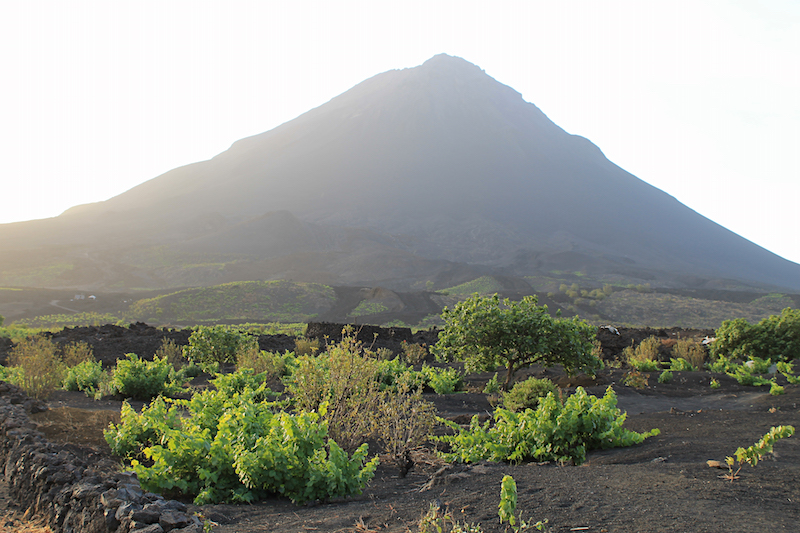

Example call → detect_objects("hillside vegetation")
127 281 335 324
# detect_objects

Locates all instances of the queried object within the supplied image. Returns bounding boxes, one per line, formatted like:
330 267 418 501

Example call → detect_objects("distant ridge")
1 54 799 292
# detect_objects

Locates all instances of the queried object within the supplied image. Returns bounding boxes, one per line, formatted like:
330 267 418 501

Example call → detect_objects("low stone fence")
0 382 203 533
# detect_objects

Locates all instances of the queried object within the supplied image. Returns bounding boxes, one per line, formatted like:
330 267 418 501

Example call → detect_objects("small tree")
432 294 600 389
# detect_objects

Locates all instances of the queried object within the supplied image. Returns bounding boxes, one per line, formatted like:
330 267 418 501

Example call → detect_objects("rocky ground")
1 324 799 532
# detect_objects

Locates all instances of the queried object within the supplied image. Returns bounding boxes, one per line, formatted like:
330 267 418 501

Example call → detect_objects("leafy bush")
668 357 696 372
61 341 94 367
105 396 183 459
723 425 795 481
483 373 501 394
111 353 187 400
433 294 600 389
435 386 659 465
7 336 65 399
623 336 660 371
671 339 706 370
294 337 320 356
501 377 556 412
237 347 294 381
712 308 800 362
155 338 184 369
284 332 382 452
373 384 438 477
63 359 106 396
402 341 428 365
184 325 257 365
707 355 737 373
423 365 463 394
107 386 378 504
776 361 800 384
658 370 673 384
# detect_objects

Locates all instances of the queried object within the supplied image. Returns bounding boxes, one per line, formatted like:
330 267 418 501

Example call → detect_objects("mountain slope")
1 54 798 292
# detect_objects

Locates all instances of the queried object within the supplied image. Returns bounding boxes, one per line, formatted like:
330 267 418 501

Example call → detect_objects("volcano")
2 54 798 292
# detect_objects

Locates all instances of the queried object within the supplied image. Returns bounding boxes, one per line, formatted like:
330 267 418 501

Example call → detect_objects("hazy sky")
2 1 799 264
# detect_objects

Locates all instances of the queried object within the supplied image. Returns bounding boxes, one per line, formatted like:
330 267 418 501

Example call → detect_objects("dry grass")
8 336 64 400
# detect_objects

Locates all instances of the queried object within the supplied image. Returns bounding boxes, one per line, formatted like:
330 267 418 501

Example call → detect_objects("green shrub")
376 357 414 391
433 294 600 389
668 357 696 372
7 336 65 400
501 377 556 412
629 358 660 372
707 355 737 373
61 341 94 367
658 370 673 384
776 361 800 384
155 338 184 369
483 373 501 394
294 337 320 357
712 308 800 362
63 359 106 396
373 384 438 477
723 425 795 481
105 396 183 459
401 341 428 365
623 336 660 370
184 325 257 365
435 386 659 465
423 365 463 394
284 332 382 452
237 348 293 381
112 353 187 400
671 339 706 370
107 387 378 504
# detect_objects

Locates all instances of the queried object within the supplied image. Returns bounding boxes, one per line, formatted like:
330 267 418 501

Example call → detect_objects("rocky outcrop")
0 381 203 533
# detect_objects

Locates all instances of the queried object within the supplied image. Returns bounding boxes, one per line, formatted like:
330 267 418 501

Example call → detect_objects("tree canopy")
432 294 600 388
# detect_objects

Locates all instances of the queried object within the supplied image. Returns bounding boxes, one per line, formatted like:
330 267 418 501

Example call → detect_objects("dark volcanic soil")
3 325 800 533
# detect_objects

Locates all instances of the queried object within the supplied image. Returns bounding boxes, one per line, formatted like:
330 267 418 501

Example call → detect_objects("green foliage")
623 336 660 371
104 396 183 459
483 373 501 394
128 280 335 324
723 425 795 481
423 365 463 394
657 370 673 384
63 359 106 396
7 335 65 399
348 301 389 317
284 331 383 452
725 358 774 387
671 339 706 370
442 276 508 296
498 475 546 531
622 369 649 389
294 337 320 356
402 341 428 365
184 325 257 365
710 378 721 389
707 355 737 373
435 387 659 465
776 361 800 384
501 377 557 412
433 294 600 389
111 353 187 400
12 312 122 329
712 308 800 362
668 357 696 372
373 384 438 476
237 348 294 381
61 341 94 367
418 476 546 533
629 358 659 372
107 385 378 504
770 382 785 395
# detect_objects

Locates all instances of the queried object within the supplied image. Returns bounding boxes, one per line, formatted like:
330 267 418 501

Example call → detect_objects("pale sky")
2 1 799 265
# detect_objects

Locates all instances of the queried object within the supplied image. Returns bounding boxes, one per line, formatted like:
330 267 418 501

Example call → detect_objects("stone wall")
0 382 202 533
